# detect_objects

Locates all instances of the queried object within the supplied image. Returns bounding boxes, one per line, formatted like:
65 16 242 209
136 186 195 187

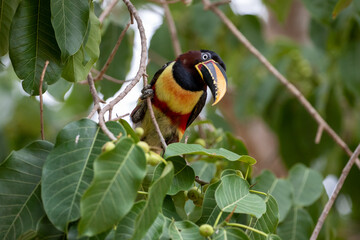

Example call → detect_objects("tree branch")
160 0 182 56
310 143 360 240
87 73 105 119
94 22 131 82
99 0 119 24
98 0 148 140
201 0 360 169
39 60 49 140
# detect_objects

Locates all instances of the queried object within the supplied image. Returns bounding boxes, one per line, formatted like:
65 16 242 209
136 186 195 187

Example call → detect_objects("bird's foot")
140 85 154 100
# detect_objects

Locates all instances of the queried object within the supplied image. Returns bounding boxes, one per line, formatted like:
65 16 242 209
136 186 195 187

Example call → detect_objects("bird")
130 50 227 148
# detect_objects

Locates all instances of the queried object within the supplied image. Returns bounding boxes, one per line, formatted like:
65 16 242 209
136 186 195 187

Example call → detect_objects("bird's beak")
195 59 227 105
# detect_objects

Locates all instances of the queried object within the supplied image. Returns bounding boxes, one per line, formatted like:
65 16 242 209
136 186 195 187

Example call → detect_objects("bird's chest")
154 63 204 114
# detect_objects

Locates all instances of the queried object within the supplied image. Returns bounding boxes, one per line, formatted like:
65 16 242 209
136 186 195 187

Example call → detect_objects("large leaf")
213 227 250 240
78 137 147 236
9 0 63 95
132 162 174 240
0 140 53 240
277 207 314 240
252 170 292 222
248 195 279 240
42 119 126 231
50 0 89 59
0 0 21 56
215 175 266 218
61 3 100 82
169 220 203 240
153 156 195 195
191 160 216 183
115 201 165 240
288 163 323 207
164 143 256 165
196 181 225 225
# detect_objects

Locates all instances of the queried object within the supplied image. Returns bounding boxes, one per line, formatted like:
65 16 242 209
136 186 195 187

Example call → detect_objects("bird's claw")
140 86 154 100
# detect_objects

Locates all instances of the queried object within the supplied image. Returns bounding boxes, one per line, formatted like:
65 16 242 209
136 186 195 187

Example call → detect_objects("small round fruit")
102 142 115 152
187 187 201 201
193 195 203 207
146 151 163 166
199 224 214 237
135 127 145 137
194 138 206 147
137 141 150 153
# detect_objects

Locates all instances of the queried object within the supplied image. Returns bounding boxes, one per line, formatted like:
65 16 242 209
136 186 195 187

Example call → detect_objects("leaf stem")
244 165 250 180
226 222 268 237
249 190 267 196
137 191 148 195
213 210 223 228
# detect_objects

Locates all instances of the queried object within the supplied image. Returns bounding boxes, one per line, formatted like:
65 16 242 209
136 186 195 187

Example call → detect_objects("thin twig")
79 69 131 84
315 125 324 144
201 0 360 169
143 74 168 150
39 60 49 140
99 0 119 24
98 0 148 140
110 113 130 122
195 176 209 186
149 0 181 4
95 22 131 82
87 73 105 119
203 0 231 9
161 0 182 56
310 143 360 240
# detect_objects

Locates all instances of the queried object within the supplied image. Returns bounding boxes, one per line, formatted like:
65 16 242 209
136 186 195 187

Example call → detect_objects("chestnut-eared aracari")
131 50 227 148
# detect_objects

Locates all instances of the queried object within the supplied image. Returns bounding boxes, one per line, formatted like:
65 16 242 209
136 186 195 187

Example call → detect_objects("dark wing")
130 61 173 123
186 91 207 128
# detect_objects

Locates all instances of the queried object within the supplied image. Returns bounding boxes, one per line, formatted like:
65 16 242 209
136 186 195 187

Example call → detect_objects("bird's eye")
201 52 210 60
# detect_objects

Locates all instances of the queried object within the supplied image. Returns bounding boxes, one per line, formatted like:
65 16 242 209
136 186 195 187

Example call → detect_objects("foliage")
0 0 359 239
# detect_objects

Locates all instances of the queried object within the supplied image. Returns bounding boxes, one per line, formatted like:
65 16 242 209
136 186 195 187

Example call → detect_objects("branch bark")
39 60 49 140
201 0 360 169
310 143 360 240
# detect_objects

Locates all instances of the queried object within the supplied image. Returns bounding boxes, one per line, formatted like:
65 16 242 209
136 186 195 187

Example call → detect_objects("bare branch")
98 0 148 140
110 113 130 122
203 0 231 9
95 22 131 82
160 0 182 56
202 0 360 169
39 60 49 140
87 73 105 119
142 74 168 150
79 69 131 84
99 0 119 24
315 125 324 144
310 143 360 240
149 0 181 4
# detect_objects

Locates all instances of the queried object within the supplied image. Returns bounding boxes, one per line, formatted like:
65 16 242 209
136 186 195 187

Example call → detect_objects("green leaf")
332 0 353 18
153 156 194 195
169 220 203 240
0 0 21 56
213 227 250 240
277 207 314 240
248 195 279 240
115 201 146 239
132 162 174 240
78 137 147 236
42 119 126 231
301 0 338 24
252 170 292 222
61 4 100 82
288 163 323 207
34 216 65 240
197 181 225 225
164 143 256 165
9 0 63 95
191 161 216 183
119 119 140 143
215 175 266 218
0 140 53 240
162 195 182 221
50 0 90 59
217 132 248 155
97 22 133 99
172 191 188 220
